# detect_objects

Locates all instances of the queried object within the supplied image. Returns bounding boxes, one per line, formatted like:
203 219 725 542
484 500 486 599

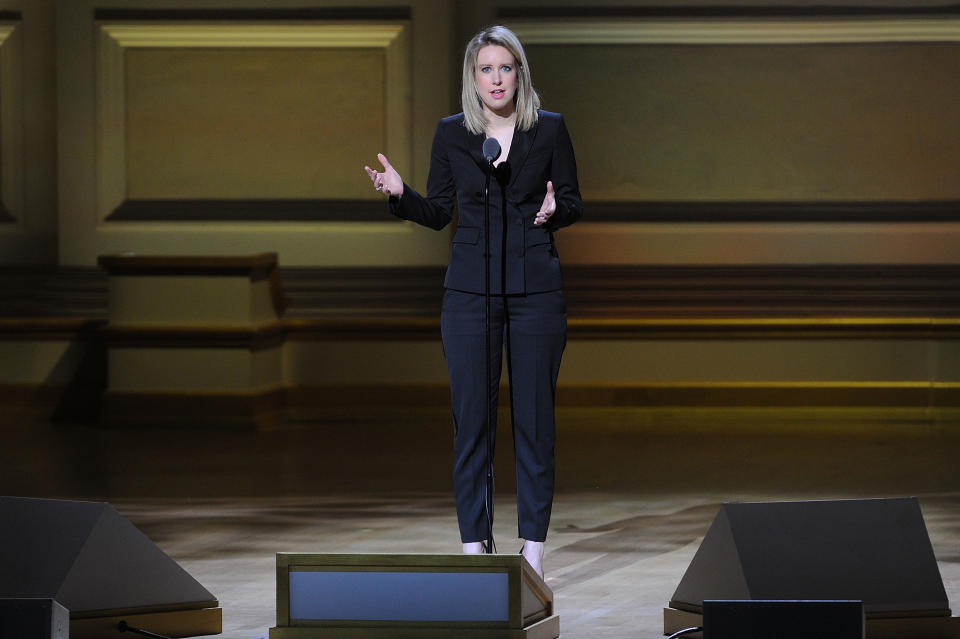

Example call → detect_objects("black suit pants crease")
440 288 567 543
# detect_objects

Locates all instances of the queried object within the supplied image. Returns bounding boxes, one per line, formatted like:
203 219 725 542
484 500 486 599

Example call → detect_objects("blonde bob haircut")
461 25 540 135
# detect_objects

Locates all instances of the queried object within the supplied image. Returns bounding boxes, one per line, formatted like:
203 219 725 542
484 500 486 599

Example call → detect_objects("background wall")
26 0 957 268
55 0 456 266
0 0 56 264
3 0 960 418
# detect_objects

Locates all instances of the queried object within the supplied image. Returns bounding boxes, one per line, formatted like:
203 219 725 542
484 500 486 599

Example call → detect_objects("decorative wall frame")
0 20 23 222
507 15 960 222
96 20 410 222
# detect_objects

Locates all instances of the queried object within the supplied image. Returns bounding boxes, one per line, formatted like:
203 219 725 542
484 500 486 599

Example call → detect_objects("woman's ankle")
462 541 486 554
521 540 545 579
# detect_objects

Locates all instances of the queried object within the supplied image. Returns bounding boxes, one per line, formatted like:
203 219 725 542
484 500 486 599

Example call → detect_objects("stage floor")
5 407 960 638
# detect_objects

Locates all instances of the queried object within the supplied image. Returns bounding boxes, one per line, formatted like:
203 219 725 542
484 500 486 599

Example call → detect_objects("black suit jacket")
390 110 582 295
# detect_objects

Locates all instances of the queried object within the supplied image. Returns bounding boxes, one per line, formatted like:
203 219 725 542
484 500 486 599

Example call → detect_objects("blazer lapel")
506 119 538 188
467 116 539 184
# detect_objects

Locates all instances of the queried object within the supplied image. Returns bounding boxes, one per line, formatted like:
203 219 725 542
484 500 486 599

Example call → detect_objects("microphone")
482 138 501 164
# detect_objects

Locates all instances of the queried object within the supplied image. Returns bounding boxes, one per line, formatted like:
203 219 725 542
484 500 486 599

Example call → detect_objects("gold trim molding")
509 18 960 45
98 23 407 48
95 21 411 221
0 22 23 221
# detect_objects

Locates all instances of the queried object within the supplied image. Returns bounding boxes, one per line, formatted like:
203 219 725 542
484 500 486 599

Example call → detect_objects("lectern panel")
289 570 509 622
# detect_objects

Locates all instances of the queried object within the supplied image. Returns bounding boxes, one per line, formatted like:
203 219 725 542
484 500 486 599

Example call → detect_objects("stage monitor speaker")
664 497 960 639
0 598 69 639
0 497 221 639
702 600 864 639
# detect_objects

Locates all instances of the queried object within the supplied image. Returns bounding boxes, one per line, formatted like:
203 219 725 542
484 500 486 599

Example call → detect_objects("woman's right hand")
363 153 403 198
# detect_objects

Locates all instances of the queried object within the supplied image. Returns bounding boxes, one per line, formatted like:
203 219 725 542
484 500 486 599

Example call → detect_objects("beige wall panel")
285 341 447 384
97 21 410 215
253 346 282 388
560 339 948 383
933 341 960 382
511 17 960 265
250 279 276 323
529 43 960 202
0 0 56 264
0 341 76 383
109 275 257 324
557 221 960 264
282 338 957 386
125 47 385 199
58 0 455 267
89 222 447 266
110 347 258 390
0 22 23 216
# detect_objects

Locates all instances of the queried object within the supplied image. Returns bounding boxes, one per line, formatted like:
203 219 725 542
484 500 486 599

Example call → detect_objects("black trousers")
440 288 567 543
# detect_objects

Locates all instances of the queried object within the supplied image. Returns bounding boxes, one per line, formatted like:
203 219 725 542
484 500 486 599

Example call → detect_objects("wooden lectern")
269 553 558 639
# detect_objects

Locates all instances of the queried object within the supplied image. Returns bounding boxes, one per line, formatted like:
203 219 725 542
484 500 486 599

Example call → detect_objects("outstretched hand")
363 153 403 198
534 181 556 226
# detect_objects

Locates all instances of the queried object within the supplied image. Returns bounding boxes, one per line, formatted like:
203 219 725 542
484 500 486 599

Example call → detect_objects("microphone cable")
118 621 172 639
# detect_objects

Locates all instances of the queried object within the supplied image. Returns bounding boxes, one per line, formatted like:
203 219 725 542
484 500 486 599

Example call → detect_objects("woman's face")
474 45 518 118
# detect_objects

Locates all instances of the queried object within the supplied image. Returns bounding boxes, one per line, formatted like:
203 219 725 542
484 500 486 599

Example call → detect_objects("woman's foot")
521 540 544 579
463 541 486 554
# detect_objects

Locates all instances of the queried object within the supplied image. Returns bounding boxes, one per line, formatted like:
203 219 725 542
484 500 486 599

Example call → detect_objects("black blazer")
390 110 582 295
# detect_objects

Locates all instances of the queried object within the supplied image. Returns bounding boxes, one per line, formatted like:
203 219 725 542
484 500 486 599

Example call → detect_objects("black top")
391 110 583 295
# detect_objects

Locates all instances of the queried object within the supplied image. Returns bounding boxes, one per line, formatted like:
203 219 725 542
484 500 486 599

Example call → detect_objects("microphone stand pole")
483 157 495 554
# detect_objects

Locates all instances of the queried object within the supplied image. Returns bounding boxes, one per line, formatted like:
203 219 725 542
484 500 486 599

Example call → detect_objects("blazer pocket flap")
452 226 480 244
525 228 552 247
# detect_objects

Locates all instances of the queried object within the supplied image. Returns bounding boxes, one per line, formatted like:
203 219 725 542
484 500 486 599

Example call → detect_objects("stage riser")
3 257 959 421
10 325 955 391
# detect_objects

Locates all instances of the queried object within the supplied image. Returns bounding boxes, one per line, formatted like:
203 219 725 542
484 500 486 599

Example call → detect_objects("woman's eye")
501 65 512 72
480 66 491 73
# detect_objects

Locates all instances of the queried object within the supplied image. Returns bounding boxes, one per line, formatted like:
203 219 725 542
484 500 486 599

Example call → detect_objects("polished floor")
4 406 960 638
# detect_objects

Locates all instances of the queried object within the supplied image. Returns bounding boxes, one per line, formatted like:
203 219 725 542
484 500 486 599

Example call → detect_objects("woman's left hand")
534 181 556 226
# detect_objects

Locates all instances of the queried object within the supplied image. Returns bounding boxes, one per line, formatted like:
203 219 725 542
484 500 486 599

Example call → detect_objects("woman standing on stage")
364 25 582 579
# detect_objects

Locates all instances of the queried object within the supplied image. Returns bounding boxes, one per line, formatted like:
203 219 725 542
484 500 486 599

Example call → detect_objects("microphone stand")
483 153 495 554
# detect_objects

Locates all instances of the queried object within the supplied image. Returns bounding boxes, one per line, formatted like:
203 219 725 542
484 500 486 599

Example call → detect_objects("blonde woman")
365 25 582 579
